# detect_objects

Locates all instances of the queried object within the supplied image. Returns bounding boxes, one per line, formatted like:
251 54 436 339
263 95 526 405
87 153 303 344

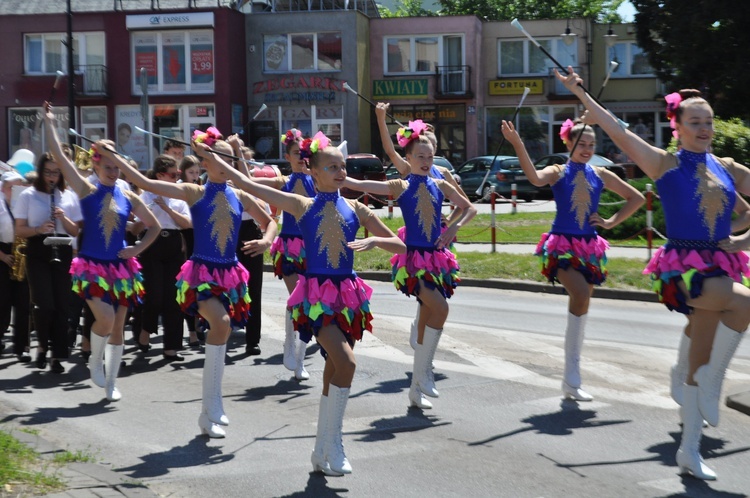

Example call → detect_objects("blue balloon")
13 161 34 176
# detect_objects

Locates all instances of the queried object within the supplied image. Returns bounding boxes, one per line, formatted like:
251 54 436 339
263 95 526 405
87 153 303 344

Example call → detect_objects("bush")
598 177 665 240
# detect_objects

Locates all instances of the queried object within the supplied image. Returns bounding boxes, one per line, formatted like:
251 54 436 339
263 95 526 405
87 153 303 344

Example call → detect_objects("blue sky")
618 1 636 22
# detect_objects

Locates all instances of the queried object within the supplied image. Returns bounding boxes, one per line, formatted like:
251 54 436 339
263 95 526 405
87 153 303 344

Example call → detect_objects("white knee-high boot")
562 312 592 401
311 394 343 476
198 343 228 438
414 326 441 398
409 304 421 350
283 312 296 371
409 344 433 410
671 332 691 406
325 385 352 475
676 384 717 480
294 338 309 380
694 322 744 427
104 343 123 401
89 333 108 388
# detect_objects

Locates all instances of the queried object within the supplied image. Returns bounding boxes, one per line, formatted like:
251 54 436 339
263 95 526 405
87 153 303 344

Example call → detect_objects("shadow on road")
116 437 235 478
465 401 631 447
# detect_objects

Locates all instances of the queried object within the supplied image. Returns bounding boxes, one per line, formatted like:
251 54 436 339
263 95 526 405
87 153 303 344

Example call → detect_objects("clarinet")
49 188 61 264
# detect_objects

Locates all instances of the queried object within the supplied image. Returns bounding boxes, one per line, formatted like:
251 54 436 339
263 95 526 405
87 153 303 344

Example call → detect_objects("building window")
8 107 70 160
607 42 653 77
131 30 214 95
263 32 342 73
24 32 105 75
80 106 107 144
498 39 576 76
384 35 462 76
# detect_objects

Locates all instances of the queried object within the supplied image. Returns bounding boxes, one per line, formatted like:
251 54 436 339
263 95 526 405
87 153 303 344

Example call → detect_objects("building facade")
0 1 667 170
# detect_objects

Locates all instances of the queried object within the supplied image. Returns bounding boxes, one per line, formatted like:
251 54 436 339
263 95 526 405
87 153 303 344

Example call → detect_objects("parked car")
455 155 536 202
532 153 628 199
260 158 292 176
384 156 461 186
342 153 387 208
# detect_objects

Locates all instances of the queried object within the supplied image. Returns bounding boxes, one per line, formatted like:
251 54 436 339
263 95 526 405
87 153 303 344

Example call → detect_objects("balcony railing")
434 65 473 99
74 65 108 97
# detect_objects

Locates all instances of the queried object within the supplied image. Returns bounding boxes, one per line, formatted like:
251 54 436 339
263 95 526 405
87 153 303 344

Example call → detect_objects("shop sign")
488 79 543 96
126 12 214 29
253 76 344 94
373 79 428 99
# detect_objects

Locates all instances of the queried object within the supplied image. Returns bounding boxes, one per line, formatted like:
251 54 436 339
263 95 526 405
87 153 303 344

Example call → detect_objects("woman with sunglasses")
134 155 192 360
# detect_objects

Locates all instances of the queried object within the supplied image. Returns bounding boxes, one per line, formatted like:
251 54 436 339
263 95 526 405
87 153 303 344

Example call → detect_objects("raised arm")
501 120 559 187
227 134 252 178
193 140 303 217
376 103 411 177
554 67 672 180
98 145 188 201
42 106 88 197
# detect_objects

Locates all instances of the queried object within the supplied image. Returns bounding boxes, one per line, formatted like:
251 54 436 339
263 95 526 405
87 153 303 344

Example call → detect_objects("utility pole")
66 0 76 139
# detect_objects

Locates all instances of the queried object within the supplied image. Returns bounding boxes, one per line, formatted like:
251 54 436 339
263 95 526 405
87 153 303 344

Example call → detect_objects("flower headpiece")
396 119 428 148
192 126 222 147
665 92 683 139
280 128 303 147
88 146 101 163
299 131 331 160
559 119 575 145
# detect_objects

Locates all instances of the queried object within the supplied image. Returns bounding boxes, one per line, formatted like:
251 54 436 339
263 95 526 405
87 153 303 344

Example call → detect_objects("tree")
436 0 623 21
632 1 750 118
379 0 435 18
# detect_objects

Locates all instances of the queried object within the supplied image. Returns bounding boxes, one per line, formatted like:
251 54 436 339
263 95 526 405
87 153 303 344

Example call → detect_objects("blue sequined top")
78 183 130 261
298 191 358 276
190 181 242 264
657 150 734 242
281 172 316 237
429 165 445 179
397 175 444 249
551 161 604 236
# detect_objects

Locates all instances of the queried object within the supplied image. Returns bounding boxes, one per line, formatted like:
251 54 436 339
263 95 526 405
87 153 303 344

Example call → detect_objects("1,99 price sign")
191 49 213 75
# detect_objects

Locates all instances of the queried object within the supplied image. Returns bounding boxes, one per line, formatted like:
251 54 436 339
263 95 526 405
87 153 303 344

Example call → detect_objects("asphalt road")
2 279 749 497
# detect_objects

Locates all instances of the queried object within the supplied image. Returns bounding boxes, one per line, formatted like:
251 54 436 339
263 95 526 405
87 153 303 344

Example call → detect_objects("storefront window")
485 105 571 161
81 106 107 143
7 107 69 161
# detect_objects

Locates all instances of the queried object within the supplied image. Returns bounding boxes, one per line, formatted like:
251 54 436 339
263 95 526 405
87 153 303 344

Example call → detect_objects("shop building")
0 0 245 170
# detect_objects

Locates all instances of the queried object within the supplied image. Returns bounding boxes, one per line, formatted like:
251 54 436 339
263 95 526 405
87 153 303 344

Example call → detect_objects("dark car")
532 153 628 199
342 153 387 208
456 155 536 202
384 156 461 186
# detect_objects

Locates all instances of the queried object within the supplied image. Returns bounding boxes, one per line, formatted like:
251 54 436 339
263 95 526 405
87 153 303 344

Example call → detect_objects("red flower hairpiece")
559 119 574 145
665 92 683 139
88 147 101 162
280 128 303 147
299 131 331 160
192 126 222 147
396 119 428 148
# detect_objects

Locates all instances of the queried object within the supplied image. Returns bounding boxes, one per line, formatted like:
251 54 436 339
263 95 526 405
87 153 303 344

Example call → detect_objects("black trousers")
25 236 73 359
0 241 31 354
237 220 264 347
138 230 186 351
181 228 195 333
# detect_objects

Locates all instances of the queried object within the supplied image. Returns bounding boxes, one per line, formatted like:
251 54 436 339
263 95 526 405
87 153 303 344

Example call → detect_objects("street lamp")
561 19 577 46
604 23 618 48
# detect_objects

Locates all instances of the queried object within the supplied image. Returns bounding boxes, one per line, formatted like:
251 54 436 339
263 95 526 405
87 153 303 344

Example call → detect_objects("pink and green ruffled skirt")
70 256 145 310
288 273 373 347
535 232 609 285
390 245 460 300
270 234 306 278
643 242 750 314
175 258 251 328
